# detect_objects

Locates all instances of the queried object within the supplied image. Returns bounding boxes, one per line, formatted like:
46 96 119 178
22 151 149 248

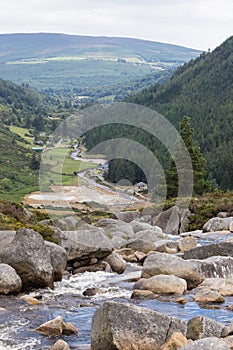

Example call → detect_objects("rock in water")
91 301 187 350
134 275 187 295
50 340 71 350
36 316 78 336
142 253 203 289
0 228 54 289
0 263 22 294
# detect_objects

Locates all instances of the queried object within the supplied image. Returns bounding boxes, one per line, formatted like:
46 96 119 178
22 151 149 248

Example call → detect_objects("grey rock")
0 231 16 252
193 256 233 279
178 236 197 252
63 216 79 229
111 236 128 249
186 316 225 340
91 301 187 350
134 275 187 294
0 228 54 289
60 228 113 262
0 263 22 294
104 252 126 274
96 219 135 239
126 230 168 253
183 242 233 260
203 217 233 232
152 206 191 235
142 253 204 289
45 241 67 281
113 211 140 223
180 338 230 350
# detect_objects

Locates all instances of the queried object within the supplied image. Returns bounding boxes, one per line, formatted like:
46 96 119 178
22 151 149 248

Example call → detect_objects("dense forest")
0 78 71 131
84 36 233 192
127 36 233 190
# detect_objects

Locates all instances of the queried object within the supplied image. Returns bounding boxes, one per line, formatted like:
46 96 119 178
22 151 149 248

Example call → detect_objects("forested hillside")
0 78 70 130
0 78 71 199
128 36 233 190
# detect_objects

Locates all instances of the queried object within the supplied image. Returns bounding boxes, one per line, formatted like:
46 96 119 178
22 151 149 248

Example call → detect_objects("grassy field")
40 147 96 189
9 125 34 146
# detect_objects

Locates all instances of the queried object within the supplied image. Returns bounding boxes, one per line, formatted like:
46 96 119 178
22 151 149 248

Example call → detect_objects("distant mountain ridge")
0 33 201 99
0 33 201 63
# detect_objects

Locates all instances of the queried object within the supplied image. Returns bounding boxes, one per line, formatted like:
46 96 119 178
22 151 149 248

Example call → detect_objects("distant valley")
0 33 201 101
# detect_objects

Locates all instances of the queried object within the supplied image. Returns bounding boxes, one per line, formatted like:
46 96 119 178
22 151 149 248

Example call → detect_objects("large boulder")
0 228 54 289
60 228 113 262
134 275 187 294
193 288 225 303
193 256 233 279
95 219 134 239
142 253 204 289
183 242 233 260
152 206 191 235
91 301 187 350
126 230 168 253
186 316 225 340
45 241 67 281
161 332 188 350
180 338 230 350
0 263 22 294
203 217 233 232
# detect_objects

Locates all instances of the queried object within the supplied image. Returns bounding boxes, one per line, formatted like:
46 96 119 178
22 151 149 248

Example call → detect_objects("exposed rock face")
180 337 230 350
0 263 22 295
104 252 126 274
36 316 78 336
45 241 67 281
152 206 191 235
0 229 54 289
142 253 204 289
186 316 225 340
183 242 233 260
203 217 233 232
91 301 187 350
134 275 187 295
60 229 113 262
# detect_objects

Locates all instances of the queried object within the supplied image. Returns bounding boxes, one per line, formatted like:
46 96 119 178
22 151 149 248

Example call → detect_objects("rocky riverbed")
1 208 233 349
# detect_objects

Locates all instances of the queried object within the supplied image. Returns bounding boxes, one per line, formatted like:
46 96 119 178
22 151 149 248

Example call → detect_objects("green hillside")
128 35 233 190
0 126 39 201
0 33 201 100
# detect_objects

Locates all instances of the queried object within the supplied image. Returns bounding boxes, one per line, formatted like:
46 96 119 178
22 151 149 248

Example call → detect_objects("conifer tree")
166 116 207 198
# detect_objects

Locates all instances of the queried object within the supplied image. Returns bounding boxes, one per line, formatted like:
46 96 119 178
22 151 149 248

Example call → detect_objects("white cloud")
0 0 232 50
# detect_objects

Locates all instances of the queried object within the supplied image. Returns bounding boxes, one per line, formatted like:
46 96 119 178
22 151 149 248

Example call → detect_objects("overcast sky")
0 0 232 50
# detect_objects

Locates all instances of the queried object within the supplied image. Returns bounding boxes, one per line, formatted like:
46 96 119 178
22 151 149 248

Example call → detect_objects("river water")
1 260 233 350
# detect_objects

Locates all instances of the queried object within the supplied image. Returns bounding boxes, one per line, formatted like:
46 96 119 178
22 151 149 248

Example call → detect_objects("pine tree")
166 116 207 198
